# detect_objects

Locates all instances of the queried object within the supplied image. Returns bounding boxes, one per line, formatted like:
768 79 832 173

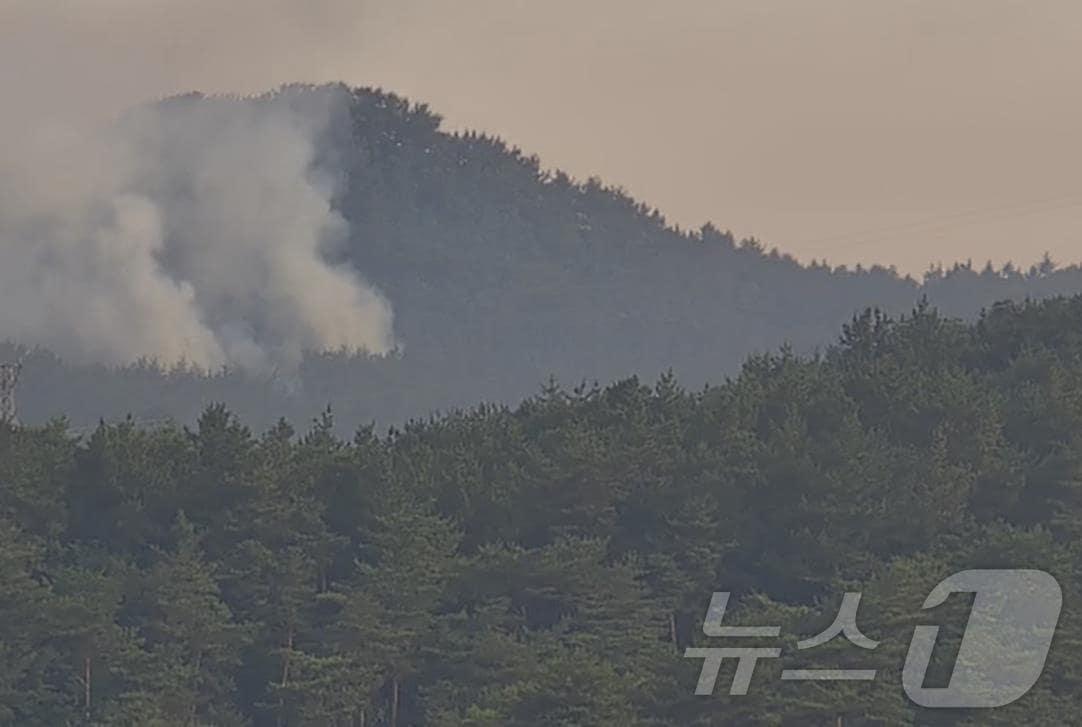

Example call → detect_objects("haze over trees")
4 86 1082 432
3 296 1082 724
5 87 1082 721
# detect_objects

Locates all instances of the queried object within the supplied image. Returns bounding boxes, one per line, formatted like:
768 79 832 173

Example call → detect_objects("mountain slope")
6 85 1082 430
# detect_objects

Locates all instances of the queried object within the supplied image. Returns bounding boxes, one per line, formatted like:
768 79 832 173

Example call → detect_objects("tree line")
4 296 1082 723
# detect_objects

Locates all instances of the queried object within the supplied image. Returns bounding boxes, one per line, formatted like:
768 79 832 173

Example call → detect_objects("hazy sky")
3 0 1080 274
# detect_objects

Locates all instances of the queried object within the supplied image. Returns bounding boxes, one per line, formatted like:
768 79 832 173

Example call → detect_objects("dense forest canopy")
5 86 1082 432
3 295 1082 724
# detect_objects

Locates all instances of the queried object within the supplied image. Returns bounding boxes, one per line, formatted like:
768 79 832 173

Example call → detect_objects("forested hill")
8 85 1082 430
4 296 1082 724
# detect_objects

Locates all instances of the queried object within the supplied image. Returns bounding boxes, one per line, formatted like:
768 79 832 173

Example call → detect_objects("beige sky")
2 0 1080 274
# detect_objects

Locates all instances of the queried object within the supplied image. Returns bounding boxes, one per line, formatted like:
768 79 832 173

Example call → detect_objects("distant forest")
5 86 1082 431
4 296 1082 724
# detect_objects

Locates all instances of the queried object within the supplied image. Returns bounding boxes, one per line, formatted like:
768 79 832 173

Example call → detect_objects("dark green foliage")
5 297 1082 723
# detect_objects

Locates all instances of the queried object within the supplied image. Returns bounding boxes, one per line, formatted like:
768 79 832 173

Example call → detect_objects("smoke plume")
0 85 395 372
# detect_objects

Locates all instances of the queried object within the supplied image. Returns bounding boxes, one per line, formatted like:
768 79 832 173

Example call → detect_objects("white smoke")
0 85 395 372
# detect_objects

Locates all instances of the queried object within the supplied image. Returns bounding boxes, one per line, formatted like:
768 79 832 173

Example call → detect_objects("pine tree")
136 513 249 725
